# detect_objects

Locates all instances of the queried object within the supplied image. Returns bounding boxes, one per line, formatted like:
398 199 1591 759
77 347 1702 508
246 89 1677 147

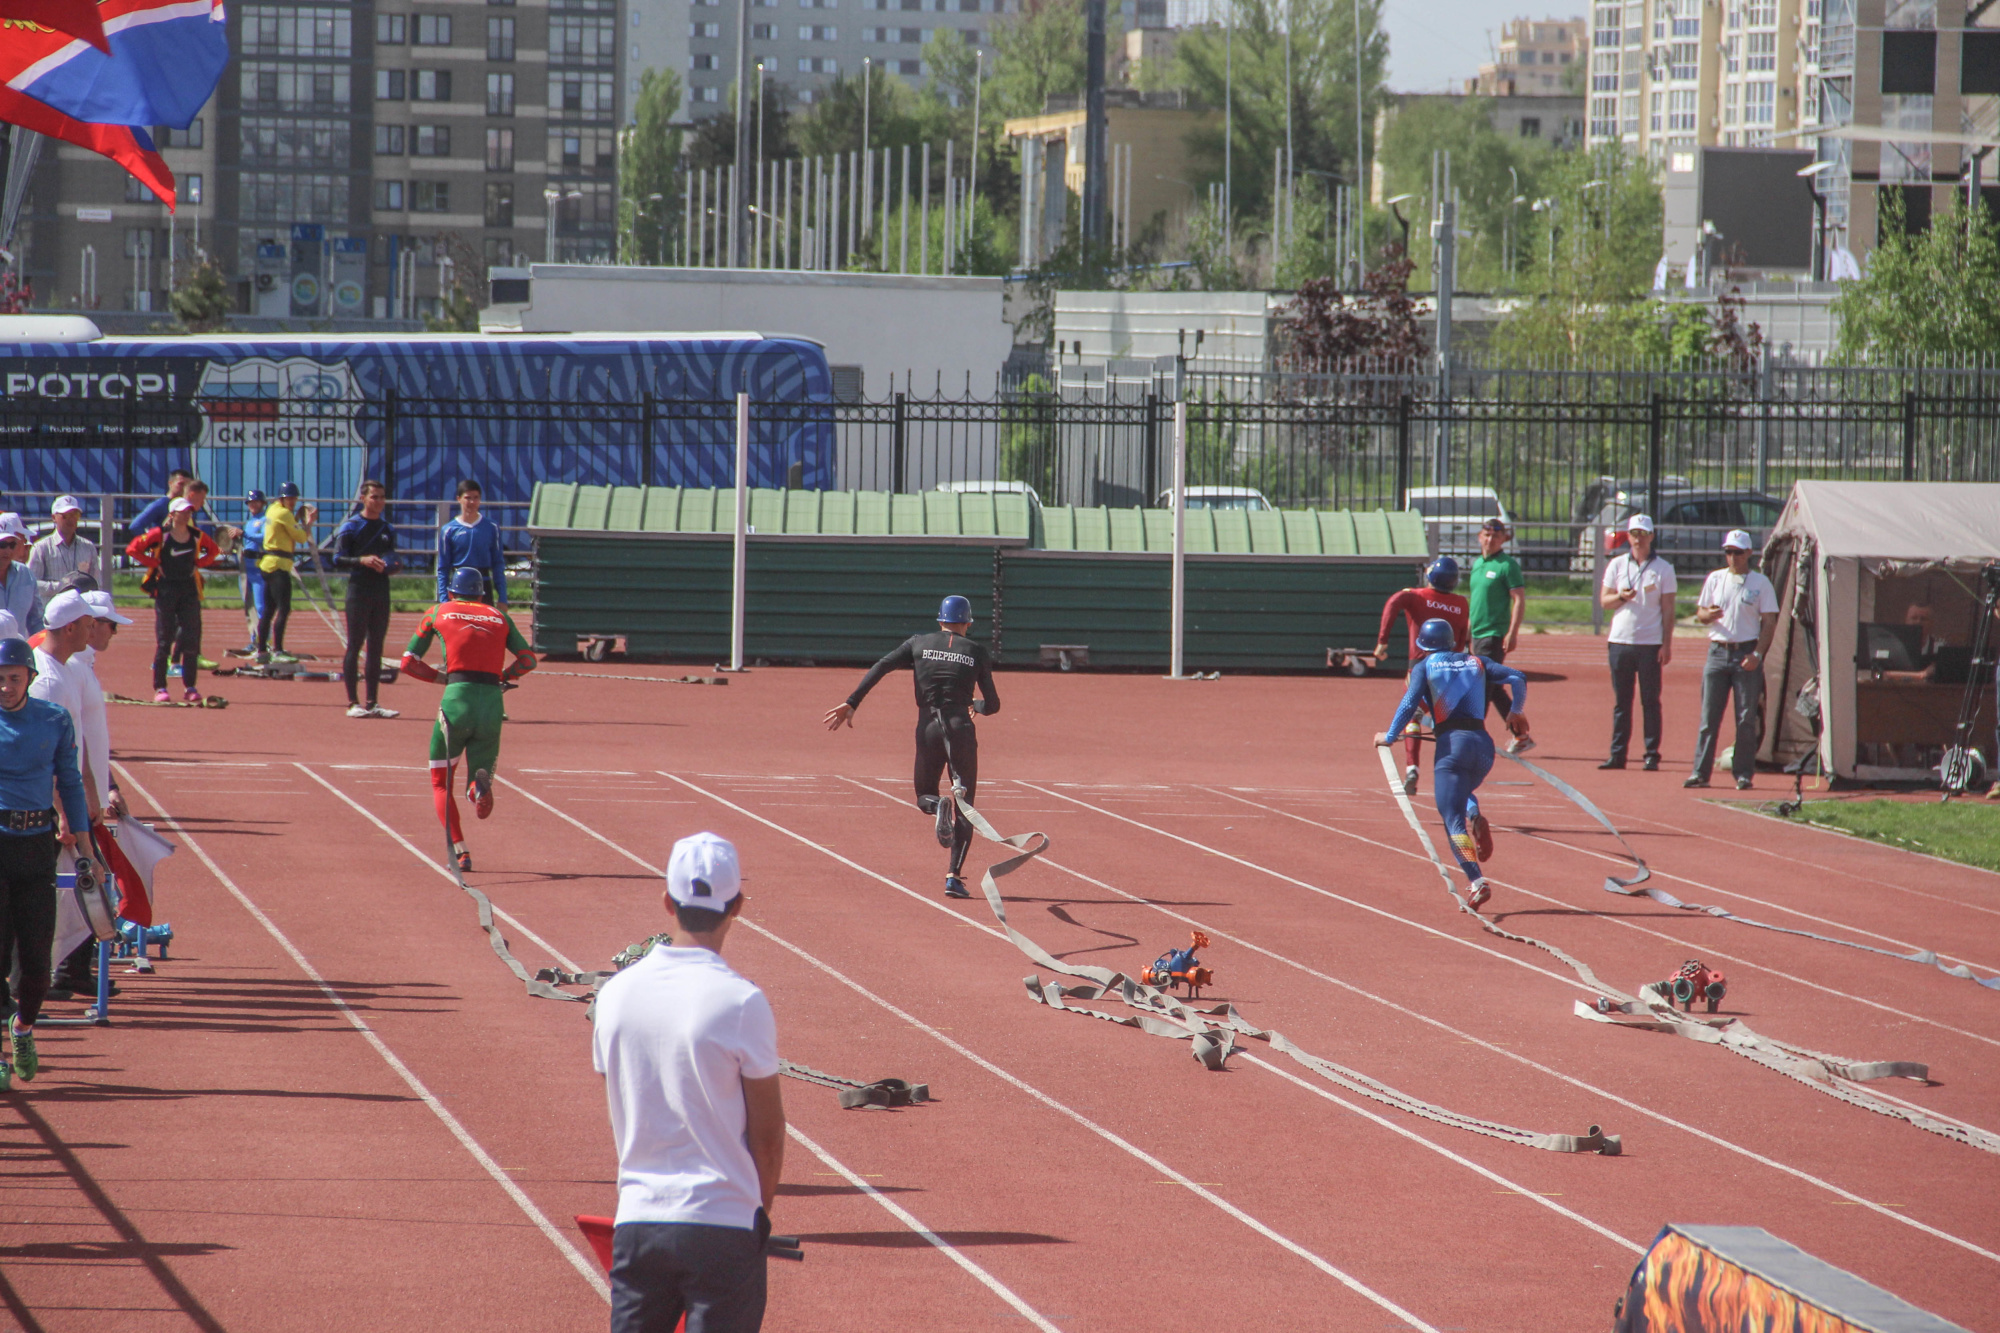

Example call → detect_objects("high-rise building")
1585 0 1815 156
16 0 621 322
1469 16 1587 97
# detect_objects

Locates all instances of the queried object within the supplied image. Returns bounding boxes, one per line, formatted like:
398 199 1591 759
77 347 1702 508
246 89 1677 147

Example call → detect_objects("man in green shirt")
1467 518 1526 662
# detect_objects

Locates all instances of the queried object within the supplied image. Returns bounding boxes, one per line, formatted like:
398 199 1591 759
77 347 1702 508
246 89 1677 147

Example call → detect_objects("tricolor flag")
1 0 111 53
0 0 227 129
0 85 174 206
98 817 175 928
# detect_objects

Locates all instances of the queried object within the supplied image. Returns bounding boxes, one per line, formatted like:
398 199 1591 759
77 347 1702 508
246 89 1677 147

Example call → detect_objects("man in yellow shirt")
256 482 316 664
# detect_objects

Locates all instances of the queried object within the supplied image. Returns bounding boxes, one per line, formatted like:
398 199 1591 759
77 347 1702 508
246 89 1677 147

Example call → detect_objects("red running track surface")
4 611 1998 1331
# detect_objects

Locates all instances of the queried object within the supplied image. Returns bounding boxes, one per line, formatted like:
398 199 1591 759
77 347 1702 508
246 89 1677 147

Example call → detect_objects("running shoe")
1506 736 1536 755
153 688 171 703
253 652 270 666
1402 765 1419 796
196 656 218 670
456 849 474 873
1466 878 1492 910
367 705 400 719
470 769 494 820
346 704 370 718
270 650 300 664
943 875 971 899
0 1059 10 1092
10 1026 36 1082
182 690 202 704
1472 812 1494 862
933 792 955 848
1735 777 1753 790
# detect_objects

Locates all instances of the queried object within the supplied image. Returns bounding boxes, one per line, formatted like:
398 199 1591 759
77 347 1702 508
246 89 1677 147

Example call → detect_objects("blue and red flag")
0 0 226 129
0 84 175 207
1 0 111 53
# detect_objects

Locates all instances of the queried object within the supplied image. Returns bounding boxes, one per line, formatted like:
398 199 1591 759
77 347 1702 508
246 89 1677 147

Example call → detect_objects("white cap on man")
666 831 742 908
51 495 81 516
0 513 27 541
1627 513 1654 533
82 590 133 625
44 589 92 630
1722 528 1754 552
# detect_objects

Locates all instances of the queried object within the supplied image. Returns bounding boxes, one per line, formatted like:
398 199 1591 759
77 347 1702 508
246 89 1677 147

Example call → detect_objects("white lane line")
292 763 580 973
1017 780 1600 995
501 771 1442 1329
1212 786 2000 1054
110 762 612 1303
786 1126 1064 1333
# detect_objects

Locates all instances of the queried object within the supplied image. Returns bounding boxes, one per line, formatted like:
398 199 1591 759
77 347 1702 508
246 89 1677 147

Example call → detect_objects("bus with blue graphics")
0 332 834 512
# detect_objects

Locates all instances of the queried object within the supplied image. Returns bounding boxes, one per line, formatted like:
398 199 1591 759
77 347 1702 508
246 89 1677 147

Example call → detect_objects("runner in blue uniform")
1378 619 1531 909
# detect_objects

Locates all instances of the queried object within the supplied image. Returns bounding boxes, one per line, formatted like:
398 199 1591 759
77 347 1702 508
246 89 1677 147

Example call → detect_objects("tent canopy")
1768 481 2000 564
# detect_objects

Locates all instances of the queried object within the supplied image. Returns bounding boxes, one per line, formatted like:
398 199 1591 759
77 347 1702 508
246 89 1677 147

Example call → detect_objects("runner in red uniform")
1375 558 1471 795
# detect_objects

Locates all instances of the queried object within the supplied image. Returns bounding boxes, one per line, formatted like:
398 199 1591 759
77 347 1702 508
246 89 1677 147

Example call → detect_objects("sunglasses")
0 538 21 548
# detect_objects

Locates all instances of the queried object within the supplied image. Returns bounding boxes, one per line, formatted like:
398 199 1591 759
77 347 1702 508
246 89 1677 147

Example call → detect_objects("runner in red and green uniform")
400 568 536 871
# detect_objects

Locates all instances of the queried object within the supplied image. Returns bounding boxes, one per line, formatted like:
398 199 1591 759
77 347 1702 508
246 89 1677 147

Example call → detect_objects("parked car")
938 479 1043 510
1404 485 1511 558
1577 487 1785 573
1154 486 1274 511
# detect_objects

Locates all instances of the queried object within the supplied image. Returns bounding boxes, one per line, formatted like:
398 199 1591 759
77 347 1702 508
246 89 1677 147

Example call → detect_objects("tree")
422 233 487 332
688 75 795 169
986 0 1088 121
167 253 229 331
620 69 685 264
1833 192 2000 361
1374 95 1552 291
1274 245 1425 368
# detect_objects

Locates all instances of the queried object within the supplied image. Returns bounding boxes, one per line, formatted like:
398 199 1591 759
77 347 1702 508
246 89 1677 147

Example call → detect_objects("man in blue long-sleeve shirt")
0 636 97 1088
436 479 507 607
1378 619 1531 910
0 514 44 637
334 479 402 718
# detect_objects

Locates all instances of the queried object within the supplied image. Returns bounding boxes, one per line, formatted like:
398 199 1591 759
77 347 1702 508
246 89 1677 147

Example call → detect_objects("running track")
3 613 1997 1331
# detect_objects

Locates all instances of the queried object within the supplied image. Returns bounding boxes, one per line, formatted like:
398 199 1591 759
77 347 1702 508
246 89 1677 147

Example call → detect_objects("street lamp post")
1384 192 1413 254
1797 159 1835 282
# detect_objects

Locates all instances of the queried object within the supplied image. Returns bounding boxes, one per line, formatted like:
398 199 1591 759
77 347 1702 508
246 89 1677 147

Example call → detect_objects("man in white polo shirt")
593 831 785 1333
1597 513 1678 770
1686 529 1779 790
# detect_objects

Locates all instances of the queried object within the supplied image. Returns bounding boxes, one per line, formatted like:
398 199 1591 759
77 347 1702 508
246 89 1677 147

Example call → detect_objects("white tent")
1760 481 2000 781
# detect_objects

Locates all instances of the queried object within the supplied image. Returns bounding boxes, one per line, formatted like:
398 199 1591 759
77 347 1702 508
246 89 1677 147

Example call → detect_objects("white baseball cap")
168 497 195 514
0 513 27 540
666 831 742 908
1721 528 1754 551
44 589 91 630
51 495 82 515
82 590 133 624
1626 513 1655 533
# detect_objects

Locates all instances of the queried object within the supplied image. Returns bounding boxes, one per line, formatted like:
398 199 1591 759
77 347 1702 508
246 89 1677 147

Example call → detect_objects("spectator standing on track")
0 634 96 1090
399 568 537 873
28 497 98 604
1377 619 1531 910
0 514 44 636
1375 559 1471 795
1466 520 1526 663
127 469 193 540
333 480 402 719
1685 530 1780 791
1598 515 1677 771
126 498 220 703
30 592 100 804
824 595 1001 900
436 479 508 607
594 831 785 1333
256 482 315 664
238 490 267 653
49 589 130 1000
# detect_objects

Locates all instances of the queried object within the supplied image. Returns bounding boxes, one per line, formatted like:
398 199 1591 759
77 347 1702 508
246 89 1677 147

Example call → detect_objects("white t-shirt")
1697 568 1778 644
30 646 95 813
592 944 779 1229
69 646 112 807
1602 553 1678 645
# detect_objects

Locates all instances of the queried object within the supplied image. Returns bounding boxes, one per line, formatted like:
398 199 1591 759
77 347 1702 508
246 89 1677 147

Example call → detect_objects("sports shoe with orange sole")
470 769 494 820
1472 813 1494 861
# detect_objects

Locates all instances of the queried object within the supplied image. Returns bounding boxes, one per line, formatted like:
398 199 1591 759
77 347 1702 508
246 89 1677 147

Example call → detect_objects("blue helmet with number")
448 568 488 599
0 637 35 671
1416 618 1457 654
1425 556 1460 593
938 595 972 625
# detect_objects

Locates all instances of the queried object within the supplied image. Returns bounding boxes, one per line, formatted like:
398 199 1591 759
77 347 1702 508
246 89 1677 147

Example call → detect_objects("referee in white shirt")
593 831 786 1333
1598 514 1678 770
1686 529 1780 789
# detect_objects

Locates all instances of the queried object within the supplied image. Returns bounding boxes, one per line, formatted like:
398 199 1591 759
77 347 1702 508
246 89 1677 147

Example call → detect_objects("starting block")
1039 644 1091 671
1614 1224 1970 1332
1326 647 1384 677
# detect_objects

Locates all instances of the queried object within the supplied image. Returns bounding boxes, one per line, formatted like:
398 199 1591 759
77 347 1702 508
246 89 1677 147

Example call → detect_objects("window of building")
1743 79 1774 123
1519 116 1541 137
696 85 720 101
801 0 837 8
799 24 836 38
183 174 203 205
412 124 451 156
412 181 452 212
1649 88 1663 130
1724 80 1739 123
485 237 517 264
376 13 406 42
551 15 616 58
243 172 349 221
242 6 351 57
1668 86 1697 129
1590 94 1618 139
243 116 351 165
244 62 353 109
487 126 515 170
1962 31 2000 94
487 71 515 113
488 16 515 58
414 15 452 44
486 181 515 227
156 119 203 149
413 69 452 100
690 20 719 34
891 57 920 73
1669 41 1696 79
1882 30 1937 93
375 179 406 209
1880 93 1933 178
376 124 406 154
690 53 718 68
1746 31 1775 70
752 22 776 37
376 68 405 99
548 126 615 172
549 70 615 115
125 175 162 203
798 56 839 72
1725 35 1739 72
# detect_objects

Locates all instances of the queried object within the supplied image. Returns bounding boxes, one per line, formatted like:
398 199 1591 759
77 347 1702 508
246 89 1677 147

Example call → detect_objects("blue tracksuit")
240 513 267 622
1386 652 1527 883
436 515 507 605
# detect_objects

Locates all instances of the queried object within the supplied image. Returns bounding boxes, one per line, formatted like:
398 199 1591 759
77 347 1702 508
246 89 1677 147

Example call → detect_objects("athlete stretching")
1377 619 1530 910
824 595 1000 900
400 568 536 872
1376 558 1470 795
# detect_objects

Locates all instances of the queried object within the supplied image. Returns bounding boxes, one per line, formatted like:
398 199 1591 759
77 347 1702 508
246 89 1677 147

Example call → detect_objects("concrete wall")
1054 290 1276 370
492 264 1016 397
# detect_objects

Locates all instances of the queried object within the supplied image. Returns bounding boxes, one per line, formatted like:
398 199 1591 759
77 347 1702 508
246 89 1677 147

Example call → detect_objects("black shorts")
1471 635 1508 662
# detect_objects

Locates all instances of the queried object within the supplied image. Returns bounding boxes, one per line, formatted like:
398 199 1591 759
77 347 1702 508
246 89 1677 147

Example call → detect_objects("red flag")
0 0 110 52
0 83 172 208
97 817 175 927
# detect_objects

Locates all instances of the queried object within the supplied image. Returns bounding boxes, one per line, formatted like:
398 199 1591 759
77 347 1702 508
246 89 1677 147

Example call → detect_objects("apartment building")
1586 0 1814 155
1469 16 1587 96
18 0 620 320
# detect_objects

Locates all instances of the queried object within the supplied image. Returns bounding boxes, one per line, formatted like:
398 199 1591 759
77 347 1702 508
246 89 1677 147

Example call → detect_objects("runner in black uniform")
824 595 1000 899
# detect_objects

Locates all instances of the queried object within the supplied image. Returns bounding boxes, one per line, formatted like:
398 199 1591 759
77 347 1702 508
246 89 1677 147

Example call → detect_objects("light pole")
1505 165 1519 282
1530 196 1556 273
1385 192 1413 254
969 48 983 237
1223 0 1233 257
1353 0 1365 285
731 0 752 266
1797 158 1834 282
544 186 582 261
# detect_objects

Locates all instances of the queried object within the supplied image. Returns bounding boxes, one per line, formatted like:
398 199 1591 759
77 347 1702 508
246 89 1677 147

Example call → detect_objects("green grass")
1522 576 1702 630
1788 799 2000 873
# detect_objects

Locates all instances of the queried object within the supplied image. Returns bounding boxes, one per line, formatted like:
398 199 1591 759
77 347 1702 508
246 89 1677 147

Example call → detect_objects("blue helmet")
1425 556 1460 593
245 489 266 505
448 568 488 599
1416 618 1457 654
938 594 972 625
278 481 301 500
0 637 35 671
